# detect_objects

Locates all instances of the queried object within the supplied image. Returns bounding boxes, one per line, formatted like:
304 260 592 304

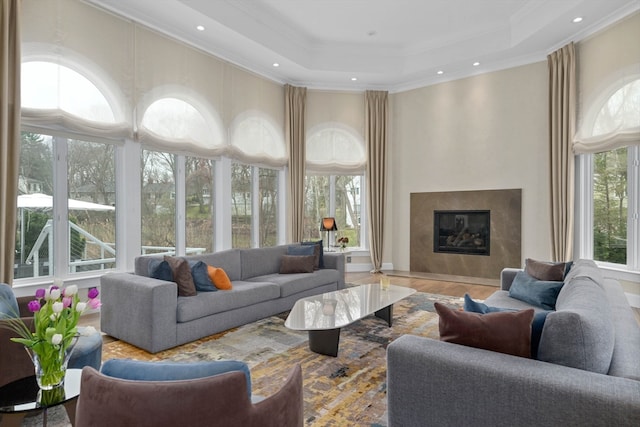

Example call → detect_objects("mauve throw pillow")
435 302 534 358
525 258 569 281
280 255 315 274
463 294 549 359
164 256 197 297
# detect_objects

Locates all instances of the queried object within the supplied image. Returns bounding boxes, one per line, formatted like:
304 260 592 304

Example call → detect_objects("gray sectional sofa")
100 244 345 353
387 259 640 426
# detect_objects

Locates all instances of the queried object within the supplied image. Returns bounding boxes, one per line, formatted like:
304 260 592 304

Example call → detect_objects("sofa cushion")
280 255 315 274
240 246 288 280
537 275 614 374
249 268 340 298
525 258 571 281
189 261 216 292
508 271 564 310
176 282 280 322
463 294 549 358
562 259 604 289
287 245 315 256
164 256 197 297
435 302 534 358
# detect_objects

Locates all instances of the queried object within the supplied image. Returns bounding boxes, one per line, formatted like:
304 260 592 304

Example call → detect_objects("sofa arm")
387 335 640 427
500 267 521 291
100 273 178 353
322 252 346 289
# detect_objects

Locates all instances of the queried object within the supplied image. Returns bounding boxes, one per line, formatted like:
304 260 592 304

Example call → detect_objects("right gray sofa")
387 259 640 426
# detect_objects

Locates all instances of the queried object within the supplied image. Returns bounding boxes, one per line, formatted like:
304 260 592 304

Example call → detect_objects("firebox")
433 210 490 256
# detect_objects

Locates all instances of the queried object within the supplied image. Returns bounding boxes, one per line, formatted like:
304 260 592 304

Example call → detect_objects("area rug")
28 291 462 427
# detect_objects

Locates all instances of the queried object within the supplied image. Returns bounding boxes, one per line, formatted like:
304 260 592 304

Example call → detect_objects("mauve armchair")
75 359 304 427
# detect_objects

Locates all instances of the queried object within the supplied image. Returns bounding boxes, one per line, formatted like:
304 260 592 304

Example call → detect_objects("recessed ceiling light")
196 25 205 31
351 77 358 81
272 63 280 67
473 62 480 67
437 70 444 75
573 17 583 23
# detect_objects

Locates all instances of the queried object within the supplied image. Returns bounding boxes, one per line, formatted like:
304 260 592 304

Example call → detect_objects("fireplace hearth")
433 210 490 256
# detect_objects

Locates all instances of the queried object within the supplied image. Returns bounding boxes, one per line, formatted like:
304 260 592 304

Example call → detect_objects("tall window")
578 79 640 272
141 150 176 254
231 163 252 248
16 132 116 279
304 174 364 249
186 157 215 253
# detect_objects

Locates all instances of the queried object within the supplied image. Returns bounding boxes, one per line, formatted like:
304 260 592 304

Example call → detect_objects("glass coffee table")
285 283 416 356
0 369 81 427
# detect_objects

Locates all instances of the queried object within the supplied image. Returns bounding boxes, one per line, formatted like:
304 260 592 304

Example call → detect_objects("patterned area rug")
27 291 462 427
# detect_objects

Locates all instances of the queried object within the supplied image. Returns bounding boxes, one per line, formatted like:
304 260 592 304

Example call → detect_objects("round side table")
0 369 81 427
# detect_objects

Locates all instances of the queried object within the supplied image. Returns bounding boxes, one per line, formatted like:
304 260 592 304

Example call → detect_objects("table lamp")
320 217 337 252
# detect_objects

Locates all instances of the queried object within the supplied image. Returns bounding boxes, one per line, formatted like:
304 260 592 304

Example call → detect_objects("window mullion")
52 136 69 277
628 146 640 270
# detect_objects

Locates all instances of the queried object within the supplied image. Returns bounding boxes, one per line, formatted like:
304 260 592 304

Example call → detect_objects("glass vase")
28 338 78 390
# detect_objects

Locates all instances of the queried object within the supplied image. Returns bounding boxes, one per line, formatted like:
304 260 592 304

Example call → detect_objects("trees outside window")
186 157 215 253
304 174 363 249
141 150 176 254
593 148 628 264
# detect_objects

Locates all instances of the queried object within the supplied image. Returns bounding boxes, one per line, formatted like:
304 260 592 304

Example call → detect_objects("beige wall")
388 62 549 274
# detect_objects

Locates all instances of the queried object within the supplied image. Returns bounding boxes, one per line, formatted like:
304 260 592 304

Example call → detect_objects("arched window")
306 123 366 173
21 60 129 139
229 110 286 167
138 95 225 156
576 77 640 272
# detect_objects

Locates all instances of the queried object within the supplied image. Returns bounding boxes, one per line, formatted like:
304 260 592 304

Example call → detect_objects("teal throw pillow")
463 294 549 359
301 240 324 268
188 261 217 292
148 259 173 282
508 271 564 310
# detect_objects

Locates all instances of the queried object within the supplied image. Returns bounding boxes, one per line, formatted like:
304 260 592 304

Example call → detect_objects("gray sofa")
100 244 345 353
387 259 640 426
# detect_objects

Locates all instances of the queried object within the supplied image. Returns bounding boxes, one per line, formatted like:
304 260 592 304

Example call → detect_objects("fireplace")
433 210 490 256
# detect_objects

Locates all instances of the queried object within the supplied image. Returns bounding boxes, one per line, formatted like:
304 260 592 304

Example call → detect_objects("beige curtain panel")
0 0 21 285
548 43 576 262
365 91 388 273
285 84 307 243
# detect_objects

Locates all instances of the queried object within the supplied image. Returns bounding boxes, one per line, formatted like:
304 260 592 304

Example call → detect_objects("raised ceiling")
87 0 639 92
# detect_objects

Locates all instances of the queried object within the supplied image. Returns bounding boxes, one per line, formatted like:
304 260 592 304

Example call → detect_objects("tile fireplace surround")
410 189 521 280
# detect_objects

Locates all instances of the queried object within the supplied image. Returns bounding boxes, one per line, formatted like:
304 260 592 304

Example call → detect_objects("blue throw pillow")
148 259 173 282
463 294 549 359
287 245 315 256
302 240 324 268
0 284 19 319
508 271 564 310
101 359 252 397
188 261 217 292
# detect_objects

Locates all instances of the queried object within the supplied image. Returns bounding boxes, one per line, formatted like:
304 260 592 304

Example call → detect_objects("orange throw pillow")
207 265 232 290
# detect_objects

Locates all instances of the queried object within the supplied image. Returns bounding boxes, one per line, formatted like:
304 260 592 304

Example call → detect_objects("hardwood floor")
346 271 498 300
